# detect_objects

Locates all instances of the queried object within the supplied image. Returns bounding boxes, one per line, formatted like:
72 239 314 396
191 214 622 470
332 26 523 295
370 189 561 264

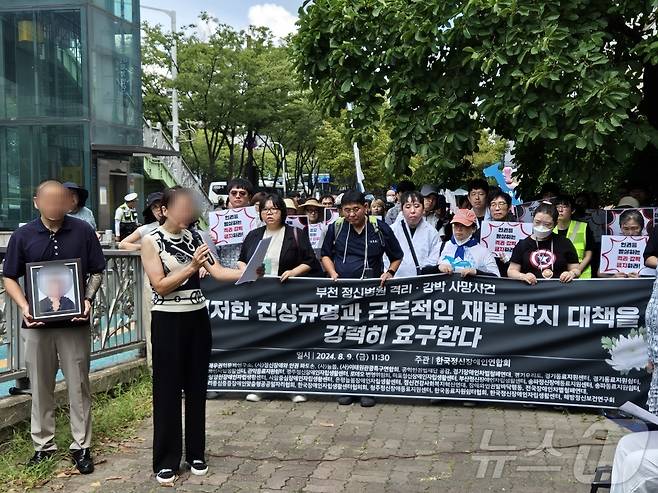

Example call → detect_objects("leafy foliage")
293 0 658 196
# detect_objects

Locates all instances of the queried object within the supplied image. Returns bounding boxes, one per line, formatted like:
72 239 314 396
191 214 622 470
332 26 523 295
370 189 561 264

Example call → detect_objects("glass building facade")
0 0 142 230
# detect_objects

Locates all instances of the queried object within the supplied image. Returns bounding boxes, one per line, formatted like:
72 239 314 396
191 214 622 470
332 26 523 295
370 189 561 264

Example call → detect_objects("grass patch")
0 368 152 491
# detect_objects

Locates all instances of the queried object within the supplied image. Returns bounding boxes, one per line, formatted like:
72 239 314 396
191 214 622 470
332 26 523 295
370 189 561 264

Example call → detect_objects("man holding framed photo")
2 180 106 474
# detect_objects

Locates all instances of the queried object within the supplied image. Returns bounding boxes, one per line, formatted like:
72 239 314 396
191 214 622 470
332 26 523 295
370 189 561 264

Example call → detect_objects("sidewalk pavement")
40 396 628 492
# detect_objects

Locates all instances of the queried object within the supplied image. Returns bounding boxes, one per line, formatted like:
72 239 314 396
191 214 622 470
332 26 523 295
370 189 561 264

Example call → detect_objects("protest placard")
600 235 656 276
325 208 340 225
205 274 652 408
480 221 533 261
285 215 309 230
209 207 259 246
514 200 547 223
605 208 657 235
308 223 326 249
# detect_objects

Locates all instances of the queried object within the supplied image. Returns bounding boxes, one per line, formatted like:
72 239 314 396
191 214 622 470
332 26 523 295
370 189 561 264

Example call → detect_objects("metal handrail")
143 119 214 219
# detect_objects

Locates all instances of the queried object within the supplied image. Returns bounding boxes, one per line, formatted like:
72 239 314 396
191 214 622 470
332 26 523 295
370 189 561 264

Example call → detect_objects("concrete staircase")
143 121 214 227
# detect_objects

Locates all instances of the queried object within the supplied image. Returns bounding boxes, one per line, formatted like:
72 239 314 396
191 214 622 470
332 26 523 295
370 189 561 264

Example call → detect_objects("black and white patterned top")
146 226 206 312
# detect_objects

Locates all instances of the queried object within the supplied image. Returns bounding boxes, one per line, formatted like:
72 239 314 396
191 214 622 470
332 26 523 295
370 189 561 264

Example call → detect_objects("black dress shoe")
337 395 355 405
360 396 376 407
71 448 95 474
27 450 54 467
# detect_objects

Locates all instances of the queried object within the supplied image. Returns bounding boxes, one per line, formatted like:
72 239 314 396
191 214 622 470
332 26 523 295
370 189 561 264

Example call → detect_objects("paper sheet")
619 401 658 426
235 237 271 285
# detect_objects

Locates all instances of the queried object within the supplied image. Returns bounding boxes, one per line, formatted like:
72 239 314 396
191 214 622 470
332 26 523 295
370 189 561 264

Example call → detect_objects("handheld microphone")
190 227 215 265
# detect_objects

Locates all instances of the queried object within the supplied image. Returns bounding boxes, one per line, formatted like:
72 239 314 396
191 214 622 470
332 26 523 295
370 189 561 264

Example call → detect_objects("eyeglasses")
230 190 248 197
262 207 281 215
342 207 362 215
490 201 508 208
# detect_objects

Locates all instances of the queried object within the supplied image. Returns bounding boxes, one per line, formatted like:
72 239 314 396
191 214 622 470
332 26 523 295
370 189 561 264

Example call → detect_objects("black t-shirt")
510 234 579 279
645 228 658 260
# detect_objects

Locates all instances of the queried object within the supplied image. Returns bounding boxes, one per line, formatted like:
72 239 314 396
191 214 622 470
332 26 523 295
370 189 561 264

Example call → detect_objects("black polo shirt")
321 218 403 279
2 216 106 327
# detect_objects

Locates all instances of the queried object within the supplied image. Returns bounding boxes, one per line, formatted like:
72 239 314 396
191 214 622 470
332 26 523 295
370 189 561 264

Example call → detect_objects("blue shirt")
2 216 106 327
321 218 403 279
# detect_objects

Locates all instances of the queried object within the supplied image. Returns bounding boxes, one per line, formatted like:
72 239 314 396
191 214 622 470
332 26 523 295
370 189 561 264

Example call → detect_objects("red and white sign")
285 215 309 230
308 223 326 249
600 235 655 276
209 207 260 245
480 221 533 261
324 208 340 225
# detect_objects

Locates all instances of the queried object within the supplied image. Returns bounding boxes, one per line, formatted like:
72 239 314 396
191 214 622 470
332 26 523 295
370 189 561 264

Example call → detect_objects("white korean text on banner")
209 207 260 246
600 235 656 276
480 221 533 262
203 275 652 409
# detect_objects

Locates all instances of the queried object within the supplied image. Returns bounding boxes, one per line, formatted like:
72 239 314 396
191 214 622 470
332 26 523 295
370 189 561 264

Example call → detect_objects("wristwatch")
386 269 397 276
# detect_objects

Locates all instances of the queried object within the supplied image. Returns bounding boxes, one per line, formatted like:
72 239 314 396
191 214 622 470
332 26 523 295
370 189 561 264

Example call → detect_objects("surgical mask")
533 225 552 239
386 195 395 203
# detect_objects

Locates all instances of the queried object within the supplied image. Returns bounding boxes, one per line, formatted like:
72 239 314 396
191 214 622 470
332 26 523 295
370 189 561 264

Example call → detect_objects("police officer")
115 192 139 241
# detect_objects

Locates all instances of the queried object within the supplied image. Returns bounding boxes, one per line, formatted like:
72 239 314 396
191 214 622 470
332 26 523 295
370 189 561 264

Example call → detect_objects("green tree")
142 17 303 189
316 114 395 191
293 0 658 196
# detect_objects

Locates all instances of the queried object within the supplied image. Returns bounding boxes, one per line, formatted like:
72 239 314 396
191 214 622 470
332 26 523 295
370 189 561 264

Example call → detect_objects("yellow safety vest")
119 203 137 223
555 220 591 279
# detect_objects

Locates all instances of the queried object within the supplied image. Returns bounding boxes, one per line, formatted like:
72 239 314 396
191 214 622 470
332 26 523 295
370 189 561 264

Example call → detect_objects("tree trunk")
244 130 259 186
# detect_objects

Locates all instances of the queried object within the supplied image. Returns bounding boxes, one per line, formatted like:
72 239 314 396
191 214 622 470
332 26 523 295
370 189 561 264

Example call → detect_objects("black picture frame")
25 259 84 323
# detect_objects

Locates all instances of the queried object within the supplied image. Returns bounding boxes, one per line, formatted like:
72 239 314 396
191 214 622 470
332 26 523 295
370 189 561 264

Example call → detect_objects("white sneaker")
291 394 307 403
156 469 176 484
190 460 208 476
245 393 262 402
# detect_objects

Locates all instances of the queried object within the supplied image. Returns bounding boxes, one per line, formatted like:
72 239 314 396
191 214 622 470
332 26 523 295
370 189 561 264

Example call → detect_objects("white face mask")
386 195 396 203
533 225 552 239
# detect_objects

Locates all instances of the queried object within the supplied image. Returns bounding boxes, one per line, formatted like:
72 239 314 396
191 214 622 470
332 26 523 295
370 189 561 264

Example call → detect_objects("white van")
208 181 228 206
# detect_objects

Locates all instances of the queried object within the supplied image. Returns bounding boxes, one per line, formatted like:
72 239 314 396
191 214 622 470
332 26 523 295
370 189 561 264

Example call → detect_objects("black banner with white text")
203 275 653 409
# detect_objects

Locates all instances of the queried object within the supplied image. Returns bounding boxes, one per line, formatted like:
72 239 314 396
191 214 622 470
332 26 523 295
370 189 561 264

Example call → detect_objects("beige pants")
22 326 92 451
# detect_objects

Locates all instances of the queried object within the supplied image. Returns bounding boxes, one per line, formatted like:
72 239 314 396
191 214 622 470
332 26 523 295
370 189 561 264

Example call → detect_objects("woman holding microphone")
141 187 245 485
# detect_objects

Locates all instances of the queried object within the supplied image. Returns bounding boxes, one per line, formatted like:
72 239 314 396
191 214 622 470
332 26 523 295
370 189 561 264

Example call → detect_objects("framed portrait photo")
25 259 84 323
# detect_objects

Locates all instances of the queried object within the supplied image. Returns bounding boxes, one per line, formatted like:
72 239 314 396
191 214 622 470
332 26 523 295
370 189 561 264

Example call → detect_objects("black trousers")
151 308 211 473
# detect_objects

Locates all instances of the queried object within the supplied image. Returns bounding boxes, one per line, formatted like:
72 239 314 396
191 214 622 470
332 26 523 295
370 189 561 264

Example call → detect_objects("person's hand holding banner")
379 270 393 287
520 272 538 285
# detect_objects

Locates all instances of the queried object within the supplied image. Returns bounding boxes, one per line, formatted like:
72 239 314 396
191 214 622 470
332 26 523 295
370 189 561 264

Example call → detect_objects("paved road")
40 396 628 492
